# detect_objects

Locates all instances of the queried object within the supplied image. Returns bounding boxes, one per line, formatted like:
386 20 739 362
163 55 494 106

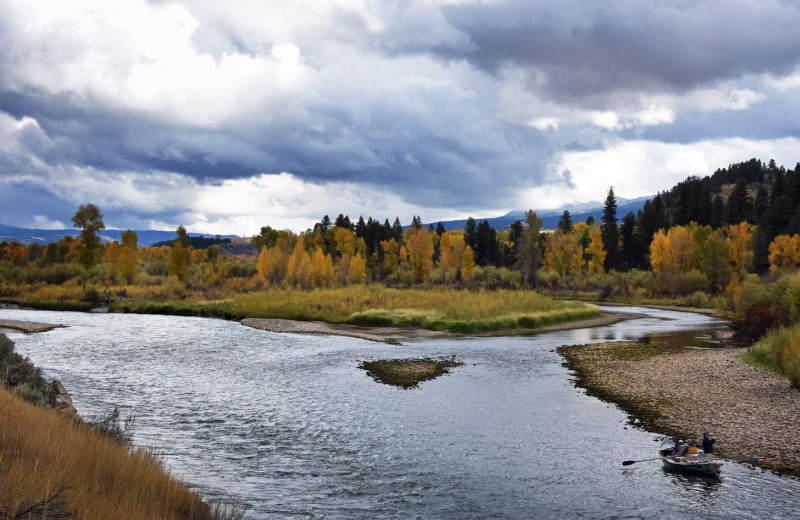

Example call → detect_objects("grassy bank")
745 323 800 388
0 386 242 519
107 286 601 333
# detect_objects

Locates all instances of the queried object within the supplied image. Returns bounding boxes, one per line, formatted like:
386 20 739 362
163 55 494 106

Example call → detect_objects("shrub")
745 323 800 388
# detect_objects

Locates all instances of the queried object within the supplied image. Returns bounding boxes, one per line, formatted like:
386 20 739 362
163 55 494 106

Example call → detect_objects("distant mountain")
426 196 652 231
0 223 238 246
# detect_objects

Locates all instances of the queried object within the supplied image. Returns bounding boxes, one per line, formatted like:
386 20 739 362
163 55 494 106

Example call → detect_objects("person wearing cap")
702 431 716 454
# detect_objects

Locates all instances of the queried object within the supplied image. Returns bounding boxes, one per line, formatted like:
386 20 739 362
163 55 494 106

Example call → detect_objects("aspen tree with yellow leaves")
406 226 434 283
462 245 475 280
768 234 800 272
585 224 606 276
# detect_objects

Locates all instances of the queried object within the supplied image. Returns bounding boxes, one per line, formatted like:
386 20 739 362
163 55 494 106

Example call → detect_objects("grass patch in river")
359 357 464 389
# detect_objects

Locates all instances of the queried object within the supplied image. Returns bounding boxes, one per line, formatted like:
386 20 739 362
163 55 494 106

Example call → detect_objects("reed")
0 388 237 519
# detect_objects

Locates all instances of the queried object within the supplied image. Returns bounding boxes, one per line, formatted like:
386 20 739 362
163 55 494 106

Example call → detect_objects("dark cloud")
2 1 800 231
439 1 800 103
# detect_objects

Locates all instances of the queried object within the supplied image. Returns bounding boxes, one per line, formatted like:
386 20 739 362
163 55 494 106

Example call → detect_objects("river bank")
241 310 638 343
559 341 800 477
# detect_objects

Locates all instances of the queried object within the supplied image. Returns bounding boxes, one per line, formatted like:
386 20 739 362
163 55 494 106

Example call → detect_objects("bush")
89 406 136 446
745 323 800 388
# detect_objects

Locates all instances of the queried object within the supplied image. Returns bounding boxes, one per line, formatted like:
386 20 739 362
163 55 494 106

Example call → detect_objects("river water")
2 306 799 519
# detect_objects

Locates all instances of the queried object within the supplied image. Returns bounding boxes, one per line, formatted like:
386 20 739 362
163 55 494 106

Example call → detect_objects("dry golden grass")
0 387 218 520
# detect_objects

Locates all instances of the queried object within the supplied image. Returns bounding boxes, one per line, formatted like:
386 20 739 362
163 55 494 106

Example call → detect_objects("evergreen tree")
502 220 524 268
710 196 725 228
601 187 621 271
392 217 404 242
726 178 752 224
558 210 572 233
355 216 367 238
752 185 769 224
475 219 498 266
411 215 423 229
619 212 639 270
435 221 446 236
464 217 477 250
334 214 352 230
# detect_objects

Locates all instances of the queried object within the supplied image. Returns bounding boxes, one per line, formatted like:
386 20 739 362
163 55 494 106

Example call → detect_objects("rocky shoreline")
559 341 800 477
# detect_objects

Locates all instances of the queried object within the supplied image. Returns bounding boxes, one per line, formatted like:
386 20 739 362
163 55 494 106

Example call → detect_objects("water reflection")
2 306 799 519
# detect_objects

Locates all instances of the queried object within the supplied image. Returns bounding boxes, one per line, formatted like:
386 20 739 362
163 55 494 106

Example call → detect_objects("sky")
2 0 800 235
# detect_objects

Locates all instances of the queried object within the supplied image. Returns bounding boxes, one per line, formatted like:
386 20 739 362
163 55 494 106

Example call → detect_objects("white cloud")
523 137 800 209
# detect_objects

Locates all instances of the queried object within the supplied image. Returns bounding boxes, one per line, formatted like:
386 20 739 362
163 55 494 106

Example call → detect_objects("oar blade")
622 460 637 466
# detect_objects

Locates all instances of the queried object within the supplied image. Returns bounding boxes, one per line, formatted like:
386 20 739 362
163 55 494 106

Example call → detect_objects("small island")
359 357 464 389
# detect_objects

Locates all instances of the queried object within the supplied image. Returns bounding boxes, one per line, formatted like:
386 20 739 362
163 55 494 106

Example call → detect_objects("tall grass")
112 286 600 331
745 323 800 388
0 388 241 519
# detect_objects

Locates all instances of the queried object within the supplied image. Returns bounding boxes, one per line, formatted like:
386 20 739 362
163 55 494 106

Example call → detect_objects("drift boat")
657 438 722 476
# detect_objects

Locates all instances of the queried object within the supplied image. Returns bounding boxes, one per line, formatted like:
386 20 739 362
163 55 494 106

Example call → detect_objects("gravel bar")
560 342 800 477
241 318 399 344
0 319 64 333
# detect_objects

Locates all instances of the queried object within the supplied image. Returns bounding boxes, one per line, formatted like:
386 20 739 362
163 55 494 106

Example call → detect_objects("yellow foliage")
769 234 800 272
287 238 312 288
727 222 753 277
585 224 605 276
311 248 335 288
380 238 399 277
406 227 434 282
462 245 475 280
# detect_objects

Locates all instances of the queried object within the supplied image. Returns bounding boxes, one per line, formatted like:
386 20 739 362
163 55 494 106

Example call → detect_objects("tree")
768 234 800 272
585 224 606 276
175 225 191 248
120 230 138 284
169 241 190 282
462 245 475 280
406 226 434 283
601 187 620 271
726 222 753 278
516 211 542 286
619 212 639 270
71 203 105 268
287 238 312 288
464 217 477 250
380 238 399 278
252 226 280 250
558 210 572 234
475 219 498 266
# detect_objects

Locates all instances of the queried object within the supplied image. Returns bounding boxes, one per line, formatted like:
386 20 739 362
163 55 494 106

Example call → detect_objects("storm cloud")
1 0 800 234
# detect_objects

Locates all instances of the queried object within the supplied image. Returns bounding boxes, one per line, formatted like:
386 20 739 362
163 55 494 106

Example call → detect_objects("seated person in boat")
676 439 697 457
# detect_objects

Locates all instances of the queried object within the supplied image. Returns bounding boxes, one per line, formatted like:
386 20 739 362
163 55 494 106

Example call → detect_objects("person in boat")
675 440 689 457
702 431 715 453
676 439 697 457
671 439 683 455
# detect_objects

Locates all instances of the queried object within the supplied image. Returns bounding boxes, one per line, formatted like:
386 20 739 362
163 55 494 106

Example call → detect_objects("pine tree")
392 217 404 242
558 210 572 234
464 217 477 250
601 187 620 271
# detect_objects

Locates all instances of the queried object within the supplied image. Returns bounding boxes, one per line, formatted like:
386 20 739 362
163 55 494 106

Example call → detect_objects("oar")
622 457 661 466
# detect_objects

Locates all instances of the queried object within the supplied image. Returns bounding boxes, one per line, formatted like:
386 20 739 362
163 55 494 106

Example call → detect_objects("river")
2 306 799 519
